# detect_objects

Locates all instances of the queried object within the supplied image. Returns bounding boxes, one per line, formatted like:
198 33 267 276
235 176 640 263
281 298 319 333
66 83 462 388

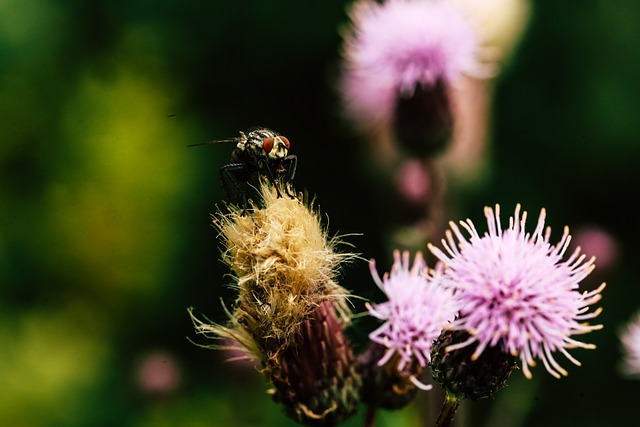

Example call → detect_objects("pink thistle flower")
572 225 619 272
619 310 640 378
428 204 606 379
367 250 459 389
394 159 431 203
136 351 182 396
340 0 478 128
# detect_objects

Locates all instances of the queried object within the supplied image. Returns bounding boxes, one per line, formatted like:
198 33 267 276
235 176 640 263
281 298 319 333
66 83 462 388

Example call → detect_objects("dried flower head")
190 181 360 425
366 250 458 388
619 310 640 378
340 0 478 129
201 183 353 355
428 204 606 379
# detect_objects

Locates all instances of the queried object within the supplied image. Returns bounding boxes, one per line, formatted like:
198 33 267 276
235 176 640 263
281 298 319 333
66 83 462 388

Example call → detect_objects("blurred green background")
1 1 639 426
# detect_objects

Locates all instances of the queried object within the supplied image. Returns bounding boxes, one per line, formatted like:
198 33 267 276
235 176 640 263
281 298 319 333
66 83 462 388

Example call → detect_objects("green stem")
434 391 460 427
363 405 377 427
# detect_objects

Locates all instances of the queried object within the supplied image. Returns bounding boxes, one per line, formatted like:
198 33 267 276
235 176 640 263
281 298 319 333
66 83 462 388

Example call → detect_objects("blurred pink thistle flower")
572 225 619 272
367 250 458 389
136 351 182 396
394 159 431 203
340 0 478 127
619 310 640 378
428 204 605 379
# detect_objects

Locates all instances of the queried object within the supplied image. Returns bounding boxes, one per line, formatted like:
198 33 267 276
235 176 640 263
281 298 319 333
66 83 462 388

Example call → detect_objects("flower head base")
619 310 640 378
340 0 478 129
367 250 458 388
271 301 361 426
428 204 606 379
430 329 517 400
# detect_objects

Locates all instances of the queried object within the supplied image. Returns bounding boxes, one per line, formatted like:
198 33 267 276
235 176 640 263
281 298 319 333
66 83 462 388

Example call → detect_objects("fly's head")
241 128 291 162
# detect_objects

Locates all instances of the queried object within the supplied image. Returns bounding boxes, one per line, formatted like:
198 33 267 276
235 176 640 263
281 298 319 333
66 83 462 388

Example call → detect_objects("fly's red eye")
262 137 275 153
280 136 290 149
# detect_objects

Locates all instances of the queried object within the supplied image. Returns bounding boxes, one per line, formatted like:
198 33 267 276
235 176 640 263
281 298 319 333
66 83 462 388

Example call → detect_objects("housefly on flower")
190 127 297 207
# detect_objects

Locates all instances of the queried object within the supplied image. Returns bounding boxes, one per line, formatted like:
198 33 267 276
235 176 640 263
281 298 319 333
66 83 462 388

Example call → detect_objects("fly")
190 127 297 207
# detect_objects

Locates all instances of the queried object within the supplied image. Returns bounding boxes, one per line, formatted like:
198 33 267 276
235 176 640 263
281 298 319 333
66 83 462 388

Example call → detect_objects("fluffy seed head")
191 182 354 365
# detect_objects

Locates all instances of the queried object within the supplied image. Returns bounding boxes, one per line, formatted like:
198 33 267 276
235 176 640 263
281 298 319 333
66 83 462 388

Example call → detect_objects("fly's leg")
282 155 298 198
260 161 284 198
220 162 252 211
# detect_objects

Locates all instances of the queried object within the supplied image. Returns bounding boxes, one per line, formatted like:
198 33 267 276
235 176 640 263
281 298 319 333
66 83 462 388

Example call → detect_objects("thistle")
191 181 360 426
428 204 605 383
340 0 479 154
359 250 458 409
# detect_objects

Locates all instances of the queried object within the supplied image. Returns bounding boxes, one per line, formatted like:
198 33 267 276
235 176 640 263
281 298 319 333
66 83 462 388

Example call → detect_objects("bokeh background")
1 0 639 426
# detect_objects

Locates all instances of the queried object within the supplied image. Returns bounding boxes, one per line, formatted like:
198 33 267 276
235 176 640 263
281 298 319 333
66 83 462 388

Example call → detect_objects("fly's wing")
187 137 243 148
188 130 247 148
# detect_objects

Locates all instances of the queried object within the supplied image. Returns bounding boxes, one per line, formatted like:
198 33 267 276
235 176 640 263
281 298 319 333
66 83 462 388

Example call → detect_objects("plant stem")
364 405 377 427
434 390 460 427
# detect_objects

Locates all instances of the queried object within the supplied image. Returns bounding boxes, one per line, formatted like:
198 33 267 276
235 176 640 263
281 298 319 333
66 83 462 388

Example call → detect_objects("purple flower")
620 310 640 378
572 225 619 272
428 204 606 379
340 0 478 128
367 250 458 388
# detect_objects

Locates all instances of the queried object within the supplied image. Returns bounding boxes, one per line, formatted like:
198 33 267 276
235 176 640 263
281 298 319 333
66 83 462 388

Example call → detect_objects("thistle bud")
429 330 517 400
